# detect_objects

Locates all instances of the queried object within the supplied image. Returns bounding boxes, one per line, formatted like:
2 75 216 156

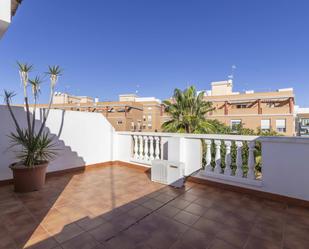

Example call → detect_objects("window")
143 115 146 122
230 120 241 131
148 107 152 110
301 118 309 126
236 104 247 109
261 119 270 131
267 102 280 108
148 115 152 121
148 123 152 129
117 120 123 125
276 119 286 132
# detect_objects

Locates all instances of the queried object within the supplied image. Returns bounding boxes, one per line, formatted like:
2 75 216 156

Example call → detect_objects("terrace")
0 106 309 249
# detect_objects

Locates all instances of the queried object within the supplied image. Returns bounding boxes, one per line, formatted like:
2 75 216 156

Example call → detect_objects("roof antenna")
135 84 140 95
228 65 236 80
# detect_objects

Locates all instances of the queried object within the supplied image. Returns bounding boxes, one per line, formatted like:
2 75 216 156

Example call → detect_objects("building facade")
43 93 163 132
161 80 295 136
204 80 295 135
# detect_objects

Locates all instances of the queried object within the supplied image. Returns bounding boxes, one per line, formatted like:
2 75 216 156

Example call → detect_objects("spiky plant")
3 63 62 167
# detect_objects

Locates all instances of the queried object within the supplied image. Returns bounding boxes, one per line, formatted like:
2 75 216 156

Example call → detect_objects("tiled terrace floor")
0 164 309 249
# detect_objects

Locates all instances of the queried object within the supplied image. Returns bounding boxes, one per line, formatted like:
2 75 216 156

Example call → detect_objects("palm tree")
162 86 214 133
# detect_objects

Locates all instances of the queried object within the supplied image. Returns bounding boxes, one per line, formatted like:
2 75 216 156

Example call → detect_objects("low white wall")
261 137 309 201
0 106 115 180
195 137 309 201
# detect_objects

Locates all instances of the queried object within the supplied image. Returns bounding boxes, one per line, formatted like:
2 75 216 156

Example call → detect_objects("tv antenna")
135 84 140 95
228 65 237 80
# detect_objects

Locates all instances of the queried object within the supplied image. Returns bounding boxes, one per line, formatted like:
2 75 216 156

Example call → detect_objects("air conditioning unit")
151 160 185 188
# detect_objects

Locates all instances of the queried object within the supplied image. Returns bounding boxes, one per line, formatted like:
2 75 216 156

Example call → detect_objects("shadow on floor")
1 164 309 249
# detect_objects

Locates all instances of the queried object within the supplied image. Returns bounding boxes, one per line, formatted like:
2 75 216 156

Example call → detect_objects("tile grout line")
103 183 195 243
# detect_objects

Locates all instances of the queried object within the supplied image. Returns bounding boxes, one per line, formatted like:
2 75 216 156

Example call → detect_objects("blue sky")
1 0 309 106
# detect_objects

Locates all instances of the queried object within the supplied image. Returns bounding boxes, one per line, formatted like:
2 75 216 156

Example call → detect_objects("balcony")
0 106 309 248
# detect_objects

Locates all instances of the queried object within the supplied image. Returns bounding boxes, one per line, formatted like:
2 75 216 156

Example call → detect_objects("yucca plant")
4 63 62 167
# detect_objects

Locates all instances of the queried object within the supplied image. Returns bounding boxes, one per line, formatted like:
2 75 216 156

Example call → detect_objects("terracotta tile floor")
0 164 309 249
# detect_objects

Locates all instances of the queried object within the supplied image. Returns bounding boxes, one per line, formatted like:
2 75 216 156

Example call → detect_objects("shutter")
261 120 270 129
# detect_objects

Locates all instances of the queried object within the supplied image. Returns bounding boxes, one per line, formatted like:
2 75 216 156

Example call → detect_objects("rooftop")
1 106 309 249
1 163 308 249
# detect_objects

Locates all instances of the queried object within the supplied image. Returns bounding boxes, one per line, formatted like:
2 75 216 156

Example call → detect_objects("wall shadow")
0 106 88 248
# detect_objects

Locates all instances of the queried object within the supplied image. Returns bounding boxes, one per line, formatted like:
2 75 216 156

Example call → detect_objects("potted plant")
3 63 62 192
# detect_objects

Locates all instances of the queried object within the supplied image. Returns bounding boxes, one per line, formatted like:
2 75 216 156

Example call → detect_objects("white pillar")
133 135 139 159
205 140 212 172
149 136 155 160
154 137 160 159
139 135 144 160
214 140 221 174
144 136 149 161
224 141 232 175
247 141 255 179
235 141 243 177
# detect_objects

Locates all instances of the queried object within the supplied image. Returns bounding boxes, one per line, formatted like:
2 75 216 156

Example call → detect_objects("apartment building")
119 94 163 132
43 93 163 132
295 107 309 136
161 80 295 135
204 80 295 135
52 92 95 104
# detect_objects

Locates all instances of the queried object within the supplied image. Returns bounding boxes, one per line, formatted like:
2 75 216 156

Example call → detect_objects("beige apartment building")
204 80 295 135
40 92 163 132
52 92 95 104
161 80 295 135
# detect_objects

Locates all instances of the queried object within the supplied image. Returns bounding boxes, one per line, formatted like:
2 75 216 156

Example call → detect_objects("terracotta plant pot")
9 161 48 193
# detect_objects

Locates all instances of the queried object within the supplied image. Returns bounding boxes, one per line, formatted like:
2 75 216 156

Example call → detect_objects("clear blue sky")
1 0 309 106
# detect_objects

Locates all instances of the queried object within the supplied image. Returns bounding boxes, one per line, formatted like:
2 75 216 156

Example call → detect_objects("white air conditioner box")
151 160 185 188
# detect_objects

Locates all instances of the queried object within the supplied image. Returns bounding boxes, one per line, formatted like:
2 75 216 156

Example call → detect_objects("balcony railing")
117 132 261 186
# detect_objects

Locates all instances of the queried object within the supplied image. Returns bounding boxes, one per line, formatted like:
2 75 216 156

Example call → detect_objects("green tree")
162 86 214 133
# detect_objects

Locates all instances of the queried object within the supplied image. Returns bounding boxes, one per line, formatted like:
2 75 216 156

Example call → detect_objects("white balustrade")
144 136 149 161
133 135 139 159
224 141 232 175
139 135 144 160
247 141 255 179
130 135 161 164
128 132 259 185
154 137 160 159
235 141 243 177
205 140 212 172
149 136 155 160
214 140 221 174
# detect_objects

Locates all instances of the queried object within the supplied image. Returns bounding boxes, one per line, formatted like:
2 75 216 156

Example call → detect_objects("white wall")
0 0 11 38
0 106 115 180
261 137 309 201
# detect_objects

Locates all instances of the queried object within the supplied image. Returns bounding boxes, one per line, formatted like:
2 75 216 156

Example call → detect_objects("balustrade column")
139 135 144 160
214 140 222 174
154 137 160 159
205 140 212 172
133 135 139 159
247 141 255 179
224 141 232 175
235 141 243 177
149 136 155 160
144 136 149 161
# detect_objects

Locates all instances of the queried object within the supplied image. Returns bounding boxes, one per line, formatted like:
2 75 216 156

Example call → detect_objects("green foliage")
9 130 58 166
3 62 63 167
163 86 281 178
162 86 215 133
